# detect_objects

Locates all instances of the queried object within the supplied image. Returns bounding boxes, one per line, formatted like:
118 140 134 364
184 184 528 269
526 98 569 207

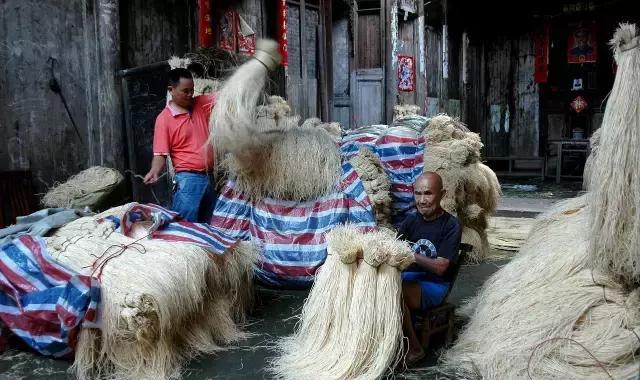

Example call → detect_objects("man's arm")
412 218 462 276
412 254 449 276
143 155 167 184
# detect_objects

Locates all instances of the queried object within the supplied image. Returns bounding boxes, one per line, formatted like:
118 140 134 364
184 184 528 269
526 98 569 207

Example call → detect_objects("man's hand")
143 170 160 184
144 155 167 185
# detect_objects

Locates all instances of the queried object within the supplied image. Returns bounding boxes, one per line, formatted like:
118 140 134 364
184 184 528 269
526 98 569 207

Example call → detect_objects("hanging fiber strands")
45 203 257 380
271 226 414 379
587 23 640 284
208 39 282 160
42 166 126 211
438 195 640 380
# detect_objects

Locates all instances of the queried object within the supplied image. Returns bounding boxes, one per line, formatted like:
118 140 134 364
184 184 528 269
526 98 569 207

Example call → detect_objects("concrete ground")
0 258 507 380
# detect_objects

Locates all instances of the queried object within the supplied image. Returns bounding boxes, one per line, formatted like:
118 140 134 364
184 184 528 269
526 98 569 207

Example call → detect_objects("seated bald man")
398 171 462 364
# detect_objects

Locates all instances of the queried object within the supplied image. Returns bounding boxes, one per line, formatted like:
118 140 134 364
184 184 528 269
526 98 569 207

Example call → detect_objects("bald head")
414 171 445 220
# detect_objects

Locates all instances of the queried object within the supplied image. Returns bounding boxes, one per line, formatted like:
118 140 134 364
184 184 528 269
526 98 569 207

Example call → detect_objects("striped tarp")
99 203 237 255
340 126 425 225
0 235 99 357
211 162 377 288
373 127 425 224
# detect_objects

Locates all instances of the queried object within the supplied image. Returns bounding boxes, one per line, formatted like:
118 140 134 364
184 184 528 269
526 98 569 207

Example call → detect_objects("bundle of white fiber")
587 24 640 284
271 225 362 379
42 166 125 209
393 104 422 120
438 195 640 379
208 39 281 159
422 116 501 261
582 127 601 188
223 127 342 201
272 227 414 379
45 215 257 380
349 147 394 227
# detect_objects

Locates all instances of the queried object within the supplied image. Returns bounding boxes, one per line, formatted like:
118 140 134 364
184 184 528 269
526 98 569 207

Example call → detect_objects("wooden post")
385 0 399 124
96 0 124 171
300 0 309 119
416 2 426 114
439 0 448 114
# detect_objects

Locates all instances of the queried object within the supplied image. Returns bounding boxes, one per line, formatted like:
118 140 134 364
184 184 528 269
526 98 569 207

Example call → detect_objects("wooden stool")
419 302 456 350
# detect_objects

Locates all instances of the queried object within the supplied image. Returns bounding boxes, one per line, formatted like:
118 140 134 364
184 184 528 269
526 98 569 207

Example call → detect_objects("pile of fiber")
256 95 300 132
440 196 640 379
348 147 394 228
45 206 257 380
42 166 126 211
422 115 501 261
271 225 415 379
393 104 421 120
436 24 640 380
301 117 343 141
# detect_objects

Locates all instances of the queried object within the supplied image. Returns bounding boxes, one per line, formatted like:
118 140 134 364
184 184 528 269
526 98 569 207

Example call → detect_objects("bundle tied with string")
587 23 640 284
422 115 501 261
271 226 414 379
42 166 126 211
210 39 342 201
45 210 258 380
349 147 394 228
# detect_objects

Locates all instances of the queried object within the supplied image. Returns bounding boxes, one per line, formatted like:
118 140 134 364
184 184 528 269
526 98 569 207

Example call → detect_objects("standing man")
398 172 462 365
143 68 216 222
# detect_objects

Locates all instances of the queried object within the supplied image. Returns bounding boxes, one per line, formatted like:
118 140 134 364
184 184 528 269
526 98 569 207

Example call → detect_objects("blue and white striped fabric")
340 126 426 225
211 162 377 288
0 236 100 357
98 203 238 255
373 127 425 224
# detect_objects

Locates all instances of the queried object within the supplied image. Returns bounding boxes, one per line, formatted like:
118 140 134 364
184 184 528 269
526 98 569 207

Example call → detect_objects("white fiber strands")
271 226 415 379
256 95 300 133
42 166 124 209
393 104 421 121
271 225 362 379
349 147 394 228
583 127 601 188
422 115 501 261
587 24 640 284
439 195 640 380
208 59 269 159
46 215 256 380
224 127 342 202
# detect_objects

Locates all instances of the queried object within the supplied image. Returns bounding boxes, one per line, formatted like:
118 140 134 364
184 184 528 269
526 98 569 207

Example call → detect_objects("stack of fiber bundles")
422 116 501 261
437 24 640 379
45 203 257 380
271 225 415 379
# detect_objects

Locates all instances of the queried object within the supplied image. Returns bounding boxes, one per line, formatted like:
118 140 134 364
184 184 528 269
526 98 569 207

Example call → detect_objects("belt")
176 170 213 175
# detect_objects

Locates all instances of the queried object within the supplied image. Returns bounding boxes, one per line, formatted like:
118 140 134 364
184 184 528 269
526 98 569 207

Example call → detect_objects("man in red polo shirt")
143 68 217 222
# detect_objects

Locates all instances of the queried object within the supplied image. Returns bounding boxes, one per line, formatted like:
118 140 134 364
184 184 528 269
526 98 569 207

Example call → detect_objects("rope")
125 170 166 205
526 337 614 380
84 232 152 279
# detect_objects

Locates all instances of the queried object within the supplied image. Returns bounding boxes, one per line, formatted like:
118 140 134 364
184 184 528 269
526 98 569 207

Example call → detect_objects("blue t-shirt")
397 211 462 283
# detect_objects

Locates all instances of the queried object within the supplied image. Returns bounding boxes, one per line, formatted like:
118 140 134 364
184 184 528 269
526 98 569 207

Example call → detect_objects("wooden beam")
384 0 399 124
300 0 309 118
416 1 426 113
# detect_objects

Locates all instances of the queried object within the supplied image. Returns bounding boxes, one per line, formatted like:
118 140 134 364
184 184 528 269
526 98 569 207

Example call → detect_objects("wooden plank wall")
120 0 195 68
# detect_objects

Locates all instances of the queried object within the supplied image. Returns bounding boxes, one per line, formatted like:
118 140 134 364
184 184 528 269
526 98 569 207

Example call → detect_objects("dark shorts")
402 271 449 310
